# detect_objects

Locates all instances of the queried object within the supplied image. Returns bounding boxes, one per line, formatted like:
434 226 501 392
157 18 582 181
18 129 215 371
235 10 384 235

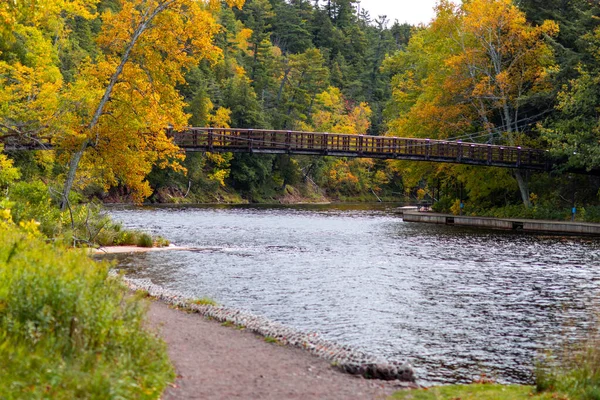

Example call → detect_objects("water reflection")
105 204 600 385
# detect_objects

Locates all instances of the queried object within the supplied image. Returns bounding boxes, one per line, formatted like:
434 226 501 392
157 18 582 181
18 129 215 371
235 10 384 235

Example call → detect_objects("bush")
137 233 154 248
4 180 167 248
5 181 126 246
0 223 174 398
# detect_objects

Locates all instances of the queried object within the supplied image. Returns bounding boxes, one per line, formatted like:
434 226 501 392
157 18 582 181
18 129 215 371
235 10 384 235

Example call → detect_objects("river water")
107 204 600 385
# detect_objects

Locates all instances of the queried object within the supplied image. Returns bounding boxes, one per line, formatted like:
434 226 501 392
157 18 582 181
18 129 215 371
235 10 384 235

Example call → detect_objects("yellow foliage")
19 219 42 239
209 107 232 128
450 199 462 215
1 0 246 203
0 145 20 188
384 0 558 145
311 87 372 134
61 0 244 202
205 152 232 186
208 169 229 187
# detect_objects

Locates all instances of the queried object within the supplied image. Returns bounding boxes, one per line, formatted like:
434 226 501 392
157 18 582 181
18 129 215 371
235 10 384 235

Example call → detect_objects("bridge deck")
170 128 550 171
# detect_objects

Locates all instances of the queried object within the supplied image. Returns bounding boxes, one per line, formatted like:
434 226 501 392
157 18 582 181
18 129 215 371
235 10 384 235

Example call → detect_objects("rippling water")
107 204 600 385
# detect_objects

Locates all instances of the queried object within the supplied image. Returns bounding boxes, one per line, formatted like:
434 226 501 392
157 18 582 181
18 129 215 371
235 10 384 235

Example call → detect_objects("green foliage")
137 233 154 248
471 204 573 221
391 384 557 400
432 196 454 214
4 180 165 247
0 225 174 398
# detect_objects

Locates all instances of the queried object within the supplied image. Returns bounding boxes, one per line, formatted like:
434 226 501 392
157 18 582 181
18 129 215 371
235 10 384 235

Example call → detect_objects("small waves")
108 205 600 385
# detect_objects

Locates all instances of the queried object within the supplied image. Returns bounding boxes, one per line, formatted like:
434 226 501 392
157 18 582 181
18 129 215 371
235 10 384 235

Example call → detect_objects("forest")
4 1 600 397
2 0 600 220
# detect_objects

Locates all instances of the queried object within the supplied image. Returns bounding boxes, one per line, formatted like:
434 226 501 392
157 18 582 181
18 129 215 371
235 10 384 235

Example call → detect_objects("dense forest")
2 0 600 220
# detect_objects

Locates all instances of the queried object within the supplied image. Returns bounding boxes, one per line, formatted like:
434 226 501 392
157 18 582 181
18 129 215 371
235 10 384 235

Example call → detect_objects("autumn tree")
0 0 96 149
385 0 558 207
59 0 244 207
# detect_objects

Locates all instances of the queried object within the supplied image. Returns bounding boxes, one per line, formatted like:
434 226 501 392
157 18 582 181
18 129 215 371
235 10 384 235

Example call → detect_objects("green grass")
189 297 219 307
390 384 561 400
264 336 280 344
0 223 174 398
536 335 600 400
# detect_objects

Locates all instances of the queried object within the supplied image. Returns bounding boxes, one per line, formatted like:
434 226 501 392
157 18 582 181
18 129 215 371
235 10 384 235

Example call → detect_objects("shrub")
137 233 154 248
4 181 136 247
0 223 174 398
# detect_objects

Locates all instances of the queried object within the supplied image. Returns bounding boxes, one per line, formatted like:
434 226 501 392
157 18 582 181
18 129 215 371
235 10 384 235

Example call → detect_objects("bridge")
4 127 594 175
170 128 553 172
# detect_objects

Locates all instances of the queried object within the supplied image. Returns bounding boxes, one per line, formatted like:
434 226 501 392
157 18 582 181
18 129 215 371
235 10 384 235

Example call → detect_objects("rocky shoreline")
113 272 416 383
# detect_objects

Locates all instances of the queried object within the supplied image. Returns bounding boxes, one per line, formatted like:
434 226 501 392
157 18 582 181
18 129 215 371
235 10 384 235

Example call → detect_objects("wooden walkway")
403 211 600 236
170 128 551 171
5 127 599 174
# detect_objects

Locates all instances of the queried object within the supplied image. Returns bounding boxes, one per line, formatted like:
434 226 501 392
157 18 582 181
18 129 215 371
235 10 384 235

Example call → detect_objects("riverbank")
147 300 416 399
117 273 415 382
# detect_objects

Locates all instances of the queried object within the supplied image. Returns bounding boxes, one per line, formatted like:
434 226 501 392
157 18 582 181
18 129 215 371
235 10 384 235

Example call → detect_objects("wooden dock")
402 211 600 236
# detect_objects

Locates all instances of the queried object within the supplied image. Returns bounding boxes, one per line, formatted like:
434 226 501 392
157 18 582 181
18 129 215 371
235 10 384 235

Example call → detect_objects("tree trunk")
59 1 171 210
514 170 531 208
60 140 88 210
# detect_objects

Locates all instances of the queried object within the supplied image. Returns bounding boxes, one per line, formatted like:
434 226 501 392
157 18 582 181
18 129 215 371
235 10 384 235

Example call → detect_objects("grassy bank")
391 384 557 399
0 212 174 398
392 328 600 399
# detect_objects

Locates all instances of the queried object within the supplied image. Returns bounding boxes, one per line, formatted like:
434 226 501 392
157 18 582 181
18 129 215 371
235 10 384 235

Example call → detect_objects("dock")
402 211 600 236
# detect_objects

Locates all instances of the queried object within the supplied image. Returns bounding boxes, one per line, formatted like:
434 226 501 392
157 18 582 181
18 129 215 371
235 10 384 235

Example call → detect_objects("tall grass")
0 225 174 398
537 333 600 399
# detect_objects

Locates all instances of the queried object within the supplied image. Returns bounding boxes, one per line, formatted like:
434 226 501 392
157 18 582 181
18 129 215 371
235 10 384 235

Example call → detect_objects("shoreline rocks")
113 272 415 382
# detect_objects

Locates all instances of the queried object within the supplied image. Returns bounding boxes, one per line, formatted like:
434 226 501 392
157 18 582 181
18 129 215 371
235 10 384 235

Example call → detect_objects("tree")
0 0 96 150
384 0 559 207
541 39 600 171
59 0 244 207
305 86 371 134
278 48 329 129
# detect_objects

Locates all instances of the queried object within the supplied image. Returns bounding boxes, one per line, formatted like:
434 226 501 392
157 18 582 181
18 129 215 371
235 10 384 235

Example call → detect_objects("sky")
356 0 439 25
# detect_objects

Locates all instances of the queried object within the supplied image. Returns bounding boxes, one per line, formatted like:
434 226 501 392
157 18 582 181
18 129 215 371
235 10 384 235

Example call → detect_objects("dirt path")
147 300 415 400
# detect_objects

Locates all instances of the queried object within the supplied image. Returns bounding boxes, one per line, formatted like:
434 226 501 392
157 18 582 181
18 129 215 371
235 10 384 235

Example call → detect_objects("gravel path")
147 300 416 400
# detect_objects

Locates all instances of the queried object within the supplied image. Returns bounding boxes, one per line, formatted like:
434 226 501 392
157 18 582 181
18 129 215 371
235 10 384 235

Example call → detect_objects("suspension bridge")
4 127 596 175
169 128 559 173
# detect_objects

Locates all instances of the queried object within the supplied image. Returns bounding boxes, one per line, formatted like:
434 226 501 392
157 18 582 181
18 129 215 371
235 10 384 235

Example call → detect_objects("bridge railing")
169 128 550 170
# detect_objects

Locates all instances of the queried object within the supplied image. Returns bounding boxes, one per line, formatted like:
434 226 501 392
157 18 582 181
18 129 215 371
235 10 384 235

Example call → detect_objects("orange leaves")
449 0 559 113
385 0 558 144
326 159 359 193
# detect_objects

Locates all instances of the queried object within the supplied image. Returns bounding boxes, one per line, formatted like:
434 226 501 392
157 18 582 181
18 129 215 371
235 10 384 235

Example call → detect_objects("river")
107 204 600 385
